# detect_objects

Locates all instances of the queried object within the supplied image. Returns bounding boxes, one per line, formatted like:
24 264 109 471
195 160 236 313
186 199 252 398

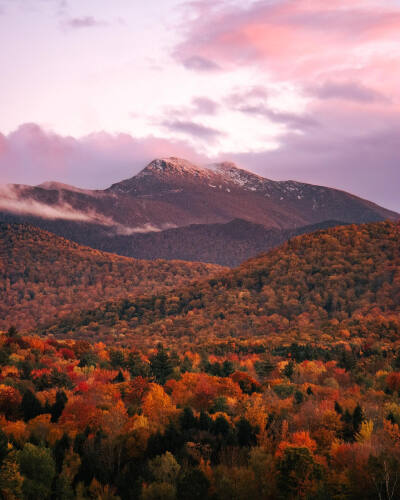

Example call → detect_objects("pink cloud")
174 0 400 97
0 124 206 188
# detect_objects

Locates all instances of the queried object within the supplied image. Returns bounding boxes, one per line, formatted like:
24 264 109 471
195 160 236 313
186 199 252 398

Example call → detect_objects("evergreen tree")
113 370 125 383
7 326 18 338
53 433 71 473
177 469 210 500
237 418 257 447
180 356 192 373
277 447 322 499
352 403 365 435
199 411 212 431
334 401 343 414
283 360 295 380
255 358 275 380
180 407 197 431
0 429 9 467
127 350 149 378
150 345 173 385
20 390 42 422
50 391 68 423
294 390 304 405
17 443 55 500
222 360 234 377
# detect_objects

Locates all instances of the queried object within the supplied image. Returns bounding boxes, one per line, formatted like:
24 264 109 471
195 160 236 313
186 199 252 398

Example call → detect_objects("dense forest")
91 219 345 267
1 327 400 499
0 224 223 331
50 221 400 348
0 221 399 499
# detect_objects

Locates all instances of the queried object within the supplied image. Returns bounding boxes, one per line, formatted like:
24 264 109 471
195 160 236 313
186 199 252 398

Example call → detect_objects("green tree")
150 345 173 385
54 433 71 473
17 443 55 500
0 429 9 467
113 370 125 383
50 390 68 423
149 451 181 484
141 481 176 500
255 358 275 380
127 351 150 378
0 450 23 500
236 417 257 447
177 469 210 500
180 407 197 431
294 390 304 405
20 390 42 422
352 403 365 435
283 360 295 380
277 447 322 499
7 326 18 338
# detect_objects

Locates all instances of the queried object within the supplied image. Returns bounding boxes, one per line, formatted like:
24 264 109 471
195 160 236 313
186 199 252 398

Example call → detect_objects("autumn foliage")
0 221 399 498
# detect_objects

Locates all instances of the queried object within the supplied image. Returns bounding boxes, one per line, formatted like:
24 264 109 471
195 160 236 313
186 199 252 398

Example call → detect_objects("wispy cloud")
181 55 221 72
161 119 223 141
309 81 389 103
0 184 107 223
237 105 318 130
63 16 106 30
191 97 220 116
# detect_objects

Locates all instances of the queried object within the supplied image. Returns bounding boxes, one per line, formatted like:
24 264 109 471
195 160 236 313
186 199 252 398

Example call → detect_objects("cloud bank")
0 123 206 189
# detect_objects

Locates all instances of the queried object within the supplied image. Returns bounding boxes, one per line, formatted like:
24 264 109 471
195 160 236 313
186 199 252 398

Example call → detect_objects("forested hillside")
0 221 399 499
0 224 223 331
92 219 345 267
51 221 400 347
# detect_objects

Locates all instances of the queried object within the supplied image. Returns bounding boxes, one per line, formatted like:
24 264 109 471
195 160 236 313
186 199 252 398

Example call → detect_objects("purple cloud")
228 116 400 213
64 16 105 29
310 81 388 103
192 97 219 115
181 55 221 72
238 104 318 130
0 123 206 188
161 119 223 141
225 86 269 108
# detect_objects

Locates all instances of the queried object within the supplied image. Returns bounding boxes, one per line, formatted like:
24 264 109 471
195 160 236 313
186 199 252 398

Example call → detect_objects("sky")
0 0 399 211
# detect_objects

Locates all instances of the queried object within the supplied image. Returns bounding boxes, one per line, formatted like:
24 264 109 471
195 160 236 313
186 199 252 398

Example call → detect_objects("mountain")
90 219 348 267
48 221 400 346
0 158 397 264
0 223 223 331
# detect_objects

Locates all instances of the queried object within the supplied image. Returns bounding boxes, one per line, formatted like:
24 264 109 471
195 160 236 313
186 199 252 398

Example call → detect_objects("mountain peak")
138 157 205 178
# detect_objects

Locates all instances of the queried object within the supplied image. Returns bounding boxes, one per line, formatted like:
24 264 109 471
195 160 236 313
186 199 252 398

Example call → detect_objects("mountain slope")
0 158 397 264
92 219 347 267
0 223 224 331
49 221 400 345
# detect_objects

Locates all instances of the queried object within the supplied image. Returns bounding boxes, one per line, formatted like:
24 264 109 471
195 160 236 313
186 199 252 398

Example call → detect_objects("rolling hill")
48 221 400 346
0 223 223 331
